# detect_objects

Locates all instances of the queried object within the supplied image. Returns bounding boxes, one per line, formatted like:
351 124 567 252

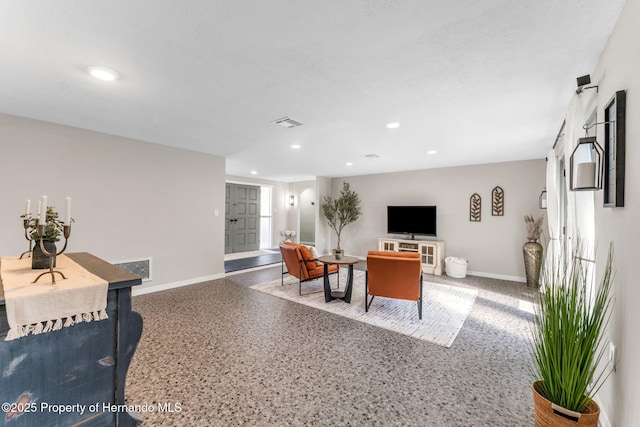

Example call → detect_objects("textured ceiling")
0 1 625 181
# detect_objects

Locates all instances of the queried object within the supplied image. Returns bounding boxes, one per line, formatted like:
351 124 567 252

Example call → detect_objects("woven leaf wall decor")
492 186 504 216
470 193 481 222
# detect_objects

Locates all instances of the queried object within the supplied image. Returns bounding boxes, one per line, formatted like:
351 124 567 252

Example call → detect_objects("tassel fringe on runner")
5 309 109 341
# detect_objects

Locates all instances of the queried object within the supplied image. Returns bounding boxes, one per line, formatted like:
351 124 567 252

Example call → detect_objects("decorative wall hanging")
603 90 626 207
570 137 603 191
491 186 504 216
469 193 481 222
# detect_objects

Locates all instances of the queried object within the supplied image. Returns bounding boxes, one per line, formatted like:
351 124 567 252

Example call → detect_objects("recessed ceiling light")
346 162 353 166
87 66 119 81
291 144 301 149
427 150 438 155
386 122 400 129
250 170 257 175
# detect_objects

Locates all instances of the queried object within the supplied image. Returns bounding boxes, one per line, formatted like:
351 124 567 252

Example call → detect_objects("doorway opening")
260 185 273 249
299 187 316 246
225 183 261 254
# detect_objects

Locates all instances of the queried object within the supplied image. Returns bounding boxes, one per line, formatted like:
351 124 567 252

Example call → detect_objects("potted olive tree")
530 244 614 426
320 181 362 259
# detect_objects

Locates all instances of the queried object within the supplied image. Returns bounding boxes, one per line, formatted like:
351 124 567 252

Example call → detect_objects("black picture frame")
603 90 626 207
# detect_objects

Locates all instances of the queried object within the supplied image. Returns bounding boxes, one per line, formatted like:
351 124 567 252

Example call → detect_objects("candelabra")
18 217 37 259
32 223 71 285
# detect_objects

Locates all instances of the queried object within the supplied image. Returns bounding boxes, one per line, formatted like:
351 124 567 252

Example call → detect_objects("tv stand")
378 237 445 275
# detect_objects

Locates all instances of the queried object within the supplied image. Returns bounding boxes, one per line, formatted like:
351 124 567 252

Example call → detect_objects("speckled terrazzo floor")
126 263 539 426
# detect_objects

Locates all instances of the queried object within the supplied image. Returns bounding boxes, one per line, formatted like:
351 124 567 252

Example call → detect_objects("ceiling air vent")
272 117 303 128
362 153 380 159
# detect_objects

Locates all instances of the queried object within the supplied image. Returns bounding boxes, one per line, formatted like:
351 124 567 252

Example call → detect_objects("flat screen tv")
387 206 437 238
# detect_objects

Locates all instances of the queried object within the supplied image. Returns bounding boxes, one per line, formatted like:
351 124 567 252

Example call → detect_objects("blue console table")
0 252 143 427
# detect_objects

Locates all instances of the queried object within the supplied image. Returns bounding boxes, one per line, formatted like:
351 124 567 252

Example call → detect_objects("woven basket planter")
532 381 600 427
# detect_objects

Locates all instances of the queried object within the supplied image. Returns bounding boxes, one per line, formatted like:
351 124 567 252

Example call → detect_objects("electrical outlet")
609 342 616 372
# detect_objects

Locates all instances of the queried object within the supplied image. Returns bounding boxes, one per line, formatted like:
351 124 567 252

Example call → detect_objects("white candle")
65 196 71 225
36 201 41 221
40 195 48 223
576 162 597 189
25 199 31 216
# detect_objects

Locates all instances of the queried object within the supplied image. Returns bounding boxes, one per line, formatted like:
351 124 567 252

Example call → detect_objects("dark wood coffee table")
318 255 359 303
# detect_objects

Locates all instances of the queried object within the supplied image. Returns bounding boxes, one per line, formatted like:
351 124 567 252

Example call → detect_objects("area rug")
250 270 478 348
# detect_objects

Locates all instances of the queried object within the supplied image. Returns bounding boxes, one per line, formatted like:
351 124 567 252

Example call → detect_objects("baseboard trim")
467 270 526 283
132 273 226 296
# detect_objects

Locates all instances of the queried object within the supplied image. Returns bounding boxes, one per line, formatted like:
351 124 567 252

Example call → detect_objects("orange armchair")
279 243 338 295
365 251 423 319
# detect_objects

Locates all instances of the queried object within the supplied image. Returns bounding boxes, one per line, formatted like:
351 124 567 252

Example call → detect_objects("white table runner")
1 255 109 341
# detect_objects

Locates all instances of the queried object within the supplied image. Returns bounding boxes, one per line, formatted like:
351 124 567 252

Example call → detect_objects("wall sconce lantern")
570 137 604 191
539 190 547 209
289 195 295 206
575 74 598 94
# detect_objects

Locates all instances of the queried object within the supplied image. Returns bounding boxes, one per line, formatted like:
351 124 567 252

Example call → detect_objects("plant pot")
532 381 600 427
32 240 57 269
334 250 343 260
523 239 543 287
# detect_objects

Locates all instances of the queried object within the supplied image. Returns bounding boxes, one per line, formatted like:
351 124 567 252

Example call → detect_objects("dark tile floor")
224 253 282 273
126 264 538 426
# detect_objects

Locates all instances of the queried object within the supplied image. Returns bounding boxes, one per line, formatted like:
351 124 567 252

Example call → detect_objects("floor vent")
113 258 152 281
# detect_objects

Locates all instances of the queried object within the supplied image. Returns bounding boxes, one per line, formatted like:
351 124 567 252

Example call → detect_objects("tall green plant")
320 181 362 251
531 244 614 412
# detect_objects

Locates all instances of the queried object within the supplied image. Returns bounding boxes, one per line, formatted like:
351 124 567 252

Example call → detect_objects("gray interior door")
225 183 260 254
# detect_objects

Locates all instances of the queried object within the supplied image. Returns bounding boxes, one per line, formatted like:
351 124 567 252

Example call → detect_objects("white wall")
287 180 315 244
329 159 546 280
0 114 226 293
298 186 316 244
585 0 640 424
315 176 333 255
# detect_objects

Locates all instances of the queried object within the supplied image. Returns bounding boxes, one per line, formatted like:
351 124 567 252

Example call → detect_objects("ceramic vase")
523 239 543 287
